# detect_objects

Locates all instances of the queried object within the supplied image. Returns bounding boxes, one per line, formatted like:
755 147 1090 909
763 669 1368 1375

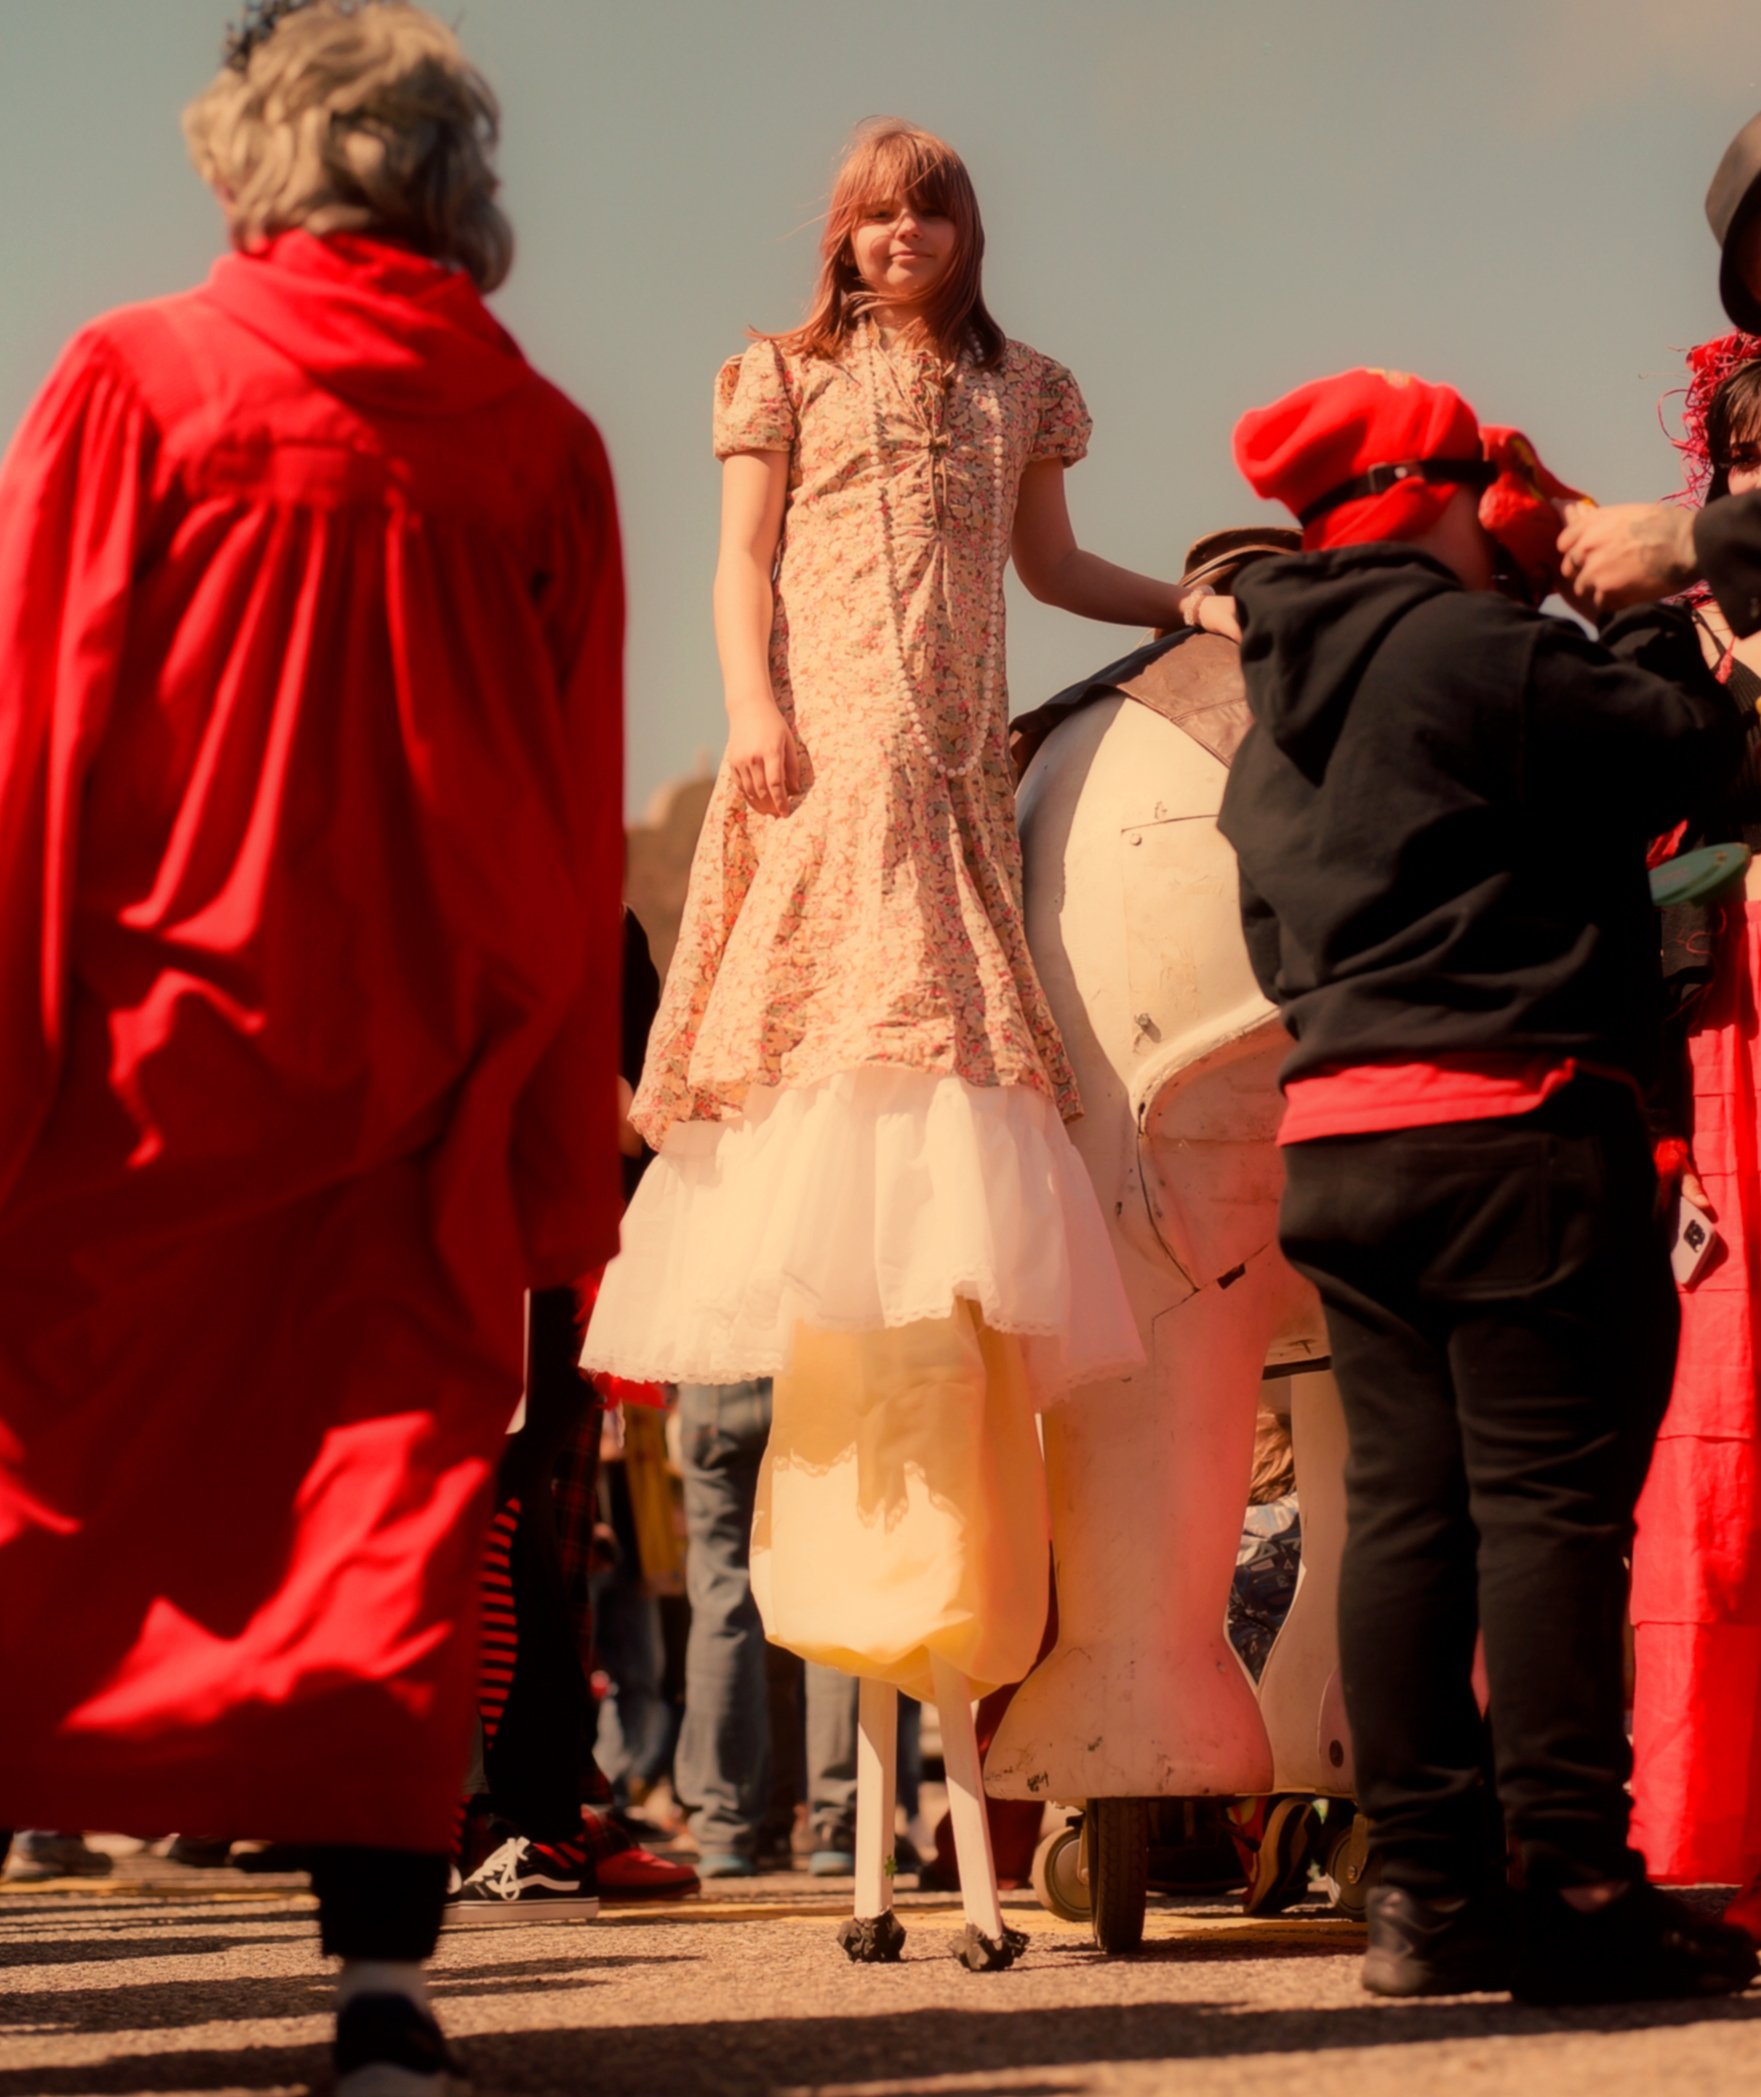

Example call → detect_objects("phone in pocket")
1672 1190 1721 1290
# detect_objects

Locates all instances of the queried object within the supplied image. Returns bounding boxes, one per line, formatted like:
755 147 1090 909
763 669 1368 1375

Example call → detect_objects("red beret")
1234 369 1484 551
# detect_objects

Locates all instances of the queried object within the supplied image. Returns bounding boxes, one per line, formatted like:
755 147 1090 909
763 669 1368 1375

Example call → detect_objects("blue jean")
675 1379 858 1857
590 1555 673 1803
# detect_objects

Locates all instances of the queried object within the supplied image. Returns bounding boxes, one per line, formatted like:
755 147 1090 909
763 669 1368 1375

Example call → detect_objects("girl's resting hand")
616 1075 645 1159
1193 592 1241 642
727 695 802 818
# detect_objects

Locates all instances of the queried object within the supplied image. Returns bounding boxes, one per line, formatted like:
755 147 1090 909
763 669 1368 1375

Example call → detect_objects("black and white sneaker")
444 1836 601 1925
334 1992 466 2097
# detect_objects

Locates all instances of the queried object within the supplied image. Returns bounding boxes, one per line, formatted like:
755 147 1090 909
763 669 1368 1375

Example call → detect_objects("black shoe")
163 1835 233 1870
334 1992 463 2095
1361 1884 1511 1997
444 1836 601 1926
1512 1880 1758 2005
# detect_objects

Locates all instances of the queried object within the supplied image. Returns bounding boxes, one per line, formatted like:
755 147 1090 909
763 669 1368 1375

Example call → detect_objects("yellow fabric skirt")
750 1304 1049 1703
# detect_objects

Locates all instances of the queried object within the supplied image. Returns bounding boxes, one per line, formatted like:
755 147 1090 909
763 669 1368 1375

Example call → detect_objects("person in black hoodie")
1221 368 1759 2004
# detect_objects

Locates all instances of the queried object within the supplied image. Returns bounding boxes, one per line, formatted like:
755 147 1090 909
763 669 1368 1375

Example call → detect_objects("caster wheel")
1088 1797 1148 1955
1243 1796 1317 1918
1321 1813 1369 1920
1031 1819 1091 1924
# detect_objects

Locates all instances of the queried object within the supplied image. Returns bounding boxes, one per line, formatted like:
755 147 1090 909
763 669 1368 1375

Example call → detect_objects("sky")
2 0 1760 815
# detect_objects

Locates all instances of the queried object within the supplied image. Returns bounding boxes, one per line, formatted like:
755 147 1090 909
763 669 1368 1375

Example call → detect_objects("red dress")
1632 900 1761 1885
0 233 624 1852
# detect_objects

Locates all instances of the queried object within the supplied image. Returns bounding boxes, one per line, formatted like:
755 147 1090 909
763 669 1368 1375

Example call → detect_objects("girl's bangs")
844 133 961 222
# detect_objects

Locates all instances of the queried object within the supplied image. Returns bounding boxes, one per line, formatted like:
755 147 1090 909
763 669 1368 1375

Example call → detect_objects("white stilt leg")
931 1654 1007 1944
854 1677 899 1921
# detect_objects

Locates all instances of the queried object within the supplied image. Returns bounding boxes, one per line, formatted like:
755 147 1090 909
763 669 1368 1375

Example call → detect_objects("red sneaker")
596 1845 701 1902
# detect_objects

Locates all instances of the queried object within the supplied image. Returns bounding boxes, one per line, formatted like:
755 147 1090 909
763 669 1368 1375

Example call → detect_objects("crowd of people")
8 1 1761 2089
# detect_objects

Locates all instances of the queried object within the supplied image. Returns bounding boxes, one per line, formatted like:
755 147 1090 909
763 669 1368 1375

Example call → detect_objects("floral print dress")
587 325 1139 1404
631 327 1092 1148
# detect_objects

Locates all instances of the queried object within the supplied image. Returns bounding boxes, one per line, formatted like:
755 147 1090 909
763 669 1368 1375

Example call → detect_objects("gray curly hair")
184 0 513 292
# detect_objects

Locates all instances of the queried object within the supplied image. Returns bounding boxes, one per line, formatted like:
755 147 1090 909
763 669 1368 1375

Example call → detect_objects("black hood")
1235 544 1463 781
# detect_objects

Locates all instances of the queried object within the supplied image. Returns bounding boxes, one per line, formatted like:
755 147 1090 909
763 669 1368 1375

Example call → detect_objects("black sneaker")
334 1992 464 2096
1512 1880 1758 2005
444 1836 601 1926
1361 1884 1511 1997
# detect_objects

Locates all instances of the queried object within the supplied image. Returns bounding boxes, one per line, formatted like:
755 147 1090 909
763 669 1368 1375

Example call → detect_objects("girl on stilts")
587 118 1219 1964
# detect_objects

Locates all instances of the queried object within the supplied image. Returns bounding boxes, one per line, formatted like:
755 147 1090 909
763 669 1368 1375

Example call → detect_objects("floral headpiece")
1667 330 1761 504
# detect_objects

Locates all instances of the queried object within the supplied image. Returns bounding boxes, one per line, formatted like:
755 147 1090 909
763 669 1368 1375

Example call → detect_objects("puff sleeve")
1029 356 1092 466
712 344 795 460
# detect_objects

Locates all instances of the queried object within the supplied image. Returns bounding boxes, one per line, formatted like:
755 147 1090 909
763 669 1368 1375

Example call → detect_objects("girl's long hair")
773 120 1005 369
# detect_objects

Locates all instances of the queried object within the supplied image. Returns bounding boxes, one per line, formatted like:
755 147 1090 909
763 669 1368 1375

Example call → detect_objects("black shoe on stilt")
952 1922 1027 1971
837 1911 907 1962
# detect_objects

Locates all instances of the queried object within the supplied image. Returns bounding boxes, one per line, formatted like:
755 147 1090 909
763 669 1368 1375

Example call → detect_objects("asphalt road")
3 1862 1760 2096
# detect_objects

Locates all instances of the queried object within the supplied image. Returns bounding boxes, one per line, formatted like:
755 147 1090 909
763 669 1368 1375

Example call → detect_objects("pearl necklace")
861 322 1009 780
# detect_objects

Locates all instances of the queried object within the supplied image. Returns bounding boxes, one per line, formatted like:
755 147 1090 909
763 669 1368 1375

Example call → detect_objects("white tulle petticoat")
582 1065 1142 1407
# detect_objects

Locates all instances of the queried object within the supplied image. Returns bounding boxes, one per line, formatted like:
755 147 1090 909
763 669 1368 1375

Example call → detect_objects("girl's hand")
1182 591 1241 637
727 695 802 817
615 1075 644 1159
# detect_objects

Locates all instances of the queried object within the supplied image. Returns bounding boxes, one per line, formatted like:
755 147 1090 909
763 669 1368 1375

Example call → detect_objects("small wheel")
1031 1820 1091 1924
1322 1813 1370 1920
1088 1797 1149 1955
1243 1795 1316 1917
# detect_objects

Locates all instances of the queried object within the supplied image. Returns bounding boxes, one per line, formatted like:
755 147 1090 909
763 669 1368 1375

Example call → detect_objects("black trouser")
458 1288 593 1842
310 1847 450 1961
475 1288 593 1842
1279 1079 1677 1898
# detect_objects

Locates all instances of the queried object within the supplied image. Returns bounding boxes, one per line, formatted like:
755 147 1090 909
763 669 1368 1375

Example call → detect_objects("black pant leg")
1281 1143 1490 1898
310 1847 450 1962
1286 1085 1679 1900
1447 1091 1677 1889
482 1289 592 1842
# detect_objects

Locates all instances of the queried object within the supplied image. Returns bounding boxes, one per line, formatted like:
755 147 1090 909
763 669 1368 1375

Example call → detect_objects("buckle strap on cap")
1296 456 1496 528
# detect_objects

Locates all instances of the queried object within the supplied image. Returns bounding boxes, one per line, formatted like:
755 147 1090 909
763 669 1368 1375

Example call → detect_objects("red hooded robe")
0 232 624 1851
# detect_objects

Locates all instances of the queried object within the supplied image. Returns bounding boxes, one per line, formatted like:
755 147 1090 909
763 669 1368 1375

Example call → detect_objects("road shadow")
4 1989 1760 2097
0 1952 694 2036
0 2040 329 2095
0 1937 263 1971
478 1991 1761 2097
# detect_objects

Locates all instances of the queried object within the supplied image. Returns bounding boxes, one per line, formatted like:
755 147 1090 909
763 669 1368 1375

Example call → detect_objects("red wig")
772 120 1005 370
1667 330 1761 504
